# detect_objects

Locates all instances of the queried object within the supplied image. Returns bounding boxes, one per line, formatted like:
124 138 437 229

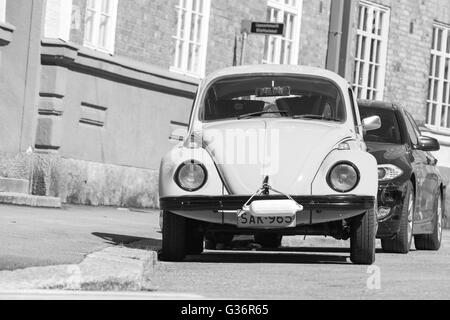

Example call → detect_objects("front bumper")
376 183 407 238
160 195 375 227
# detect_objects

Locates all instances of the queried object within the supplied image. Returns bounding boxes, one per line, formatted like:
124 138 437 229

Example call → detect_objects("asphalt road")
1 204 449 299
149 232 450 300
0 205 161 271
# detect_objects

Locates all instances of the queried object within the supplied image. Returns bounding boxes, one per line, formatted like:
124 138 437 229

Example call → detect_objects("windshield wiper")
293 115 341 122
238 111 290 120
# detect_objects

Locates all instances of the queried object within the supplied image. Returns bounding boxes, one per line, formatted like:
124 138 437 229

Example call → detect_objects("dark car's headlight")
175 161 207 192
378 164 403 182
327 162 360 193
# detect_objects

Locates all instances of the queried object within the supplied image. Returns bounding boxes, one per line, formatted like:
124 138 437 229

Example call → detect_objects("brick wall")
205 0 266 74
298 0 331 68
349 0 450 122
68 0 334 77
70 0 177 69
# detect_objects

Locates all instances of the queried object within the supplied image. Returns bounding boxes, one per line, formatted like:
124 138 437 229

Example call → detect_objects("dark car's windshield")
359 106 402 144
200 76 346 122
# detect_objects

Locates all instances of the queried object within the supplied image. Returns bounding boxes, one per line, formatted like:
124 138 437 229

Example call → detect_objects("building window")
84 0 118 54
44 0 73 41
0 0 6 22
263 0 303 65
172 0 211 78
353 1 390 100
426 23 450 131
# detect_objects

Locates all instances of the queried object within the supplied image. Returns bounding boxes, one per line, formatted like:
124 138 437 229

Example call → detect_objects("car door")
400 109 429 230
405 111 440 231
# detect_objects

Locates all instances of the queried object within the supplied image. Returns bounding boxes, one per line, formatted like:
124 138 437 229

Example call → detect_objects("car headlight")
175 160 207 192
378 164 403 182
327 162 360 193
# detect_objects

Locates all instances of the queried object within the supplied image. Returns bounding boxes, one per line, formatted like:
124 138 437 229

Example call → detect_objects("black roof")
357 99 399 111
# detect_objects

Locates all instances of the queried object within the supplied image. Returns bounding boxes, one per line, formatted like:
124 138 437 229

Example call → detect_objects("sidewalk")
0 204 161 271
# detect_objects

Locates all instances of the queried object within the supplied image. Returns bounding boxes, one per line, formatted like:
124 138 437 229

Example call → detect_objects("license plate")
237 211 296 229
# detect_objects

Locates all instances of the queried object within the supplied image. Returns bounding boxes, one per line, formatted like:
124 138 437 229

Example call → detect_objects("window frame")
426 22 450 132
353 0 390 101
170 0 211 79
83 0 119 54
262 0 303 65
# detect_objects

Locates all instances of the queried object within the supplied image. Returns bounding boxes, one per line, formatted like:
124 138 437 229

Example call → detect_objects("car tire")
186 219 204 255
350 208 376 265
381 181 414 254
254 234 282 248
161 211 187 262
414 193 443 251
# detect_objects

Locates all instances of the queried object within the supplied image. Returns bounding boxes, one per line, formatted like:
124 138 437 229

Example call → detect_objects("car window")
200 76 346 122
405 111 422 138
402 110 419 146
359 106 402 144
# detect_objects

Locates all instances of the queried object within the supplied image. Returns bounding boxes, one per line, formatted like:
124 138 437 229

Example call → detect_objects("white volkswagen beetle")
159 65 381 265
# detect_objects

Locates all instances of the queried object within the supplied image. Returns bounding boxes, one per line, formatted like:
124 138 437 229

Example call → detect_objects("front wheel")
414 194 443 251
350 209 377 265
381 181 414 254
161 211 187 261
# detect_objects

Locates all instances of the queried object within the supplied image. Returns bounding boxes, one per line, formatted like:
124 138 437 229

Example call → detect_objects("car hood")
366 142 409 164
199 119 352 195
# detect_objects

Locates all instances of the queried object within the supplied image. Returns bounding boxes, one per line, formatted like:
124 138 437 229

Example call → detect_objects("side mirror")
362 116 382 132
416 136 440 152
169 128 188 143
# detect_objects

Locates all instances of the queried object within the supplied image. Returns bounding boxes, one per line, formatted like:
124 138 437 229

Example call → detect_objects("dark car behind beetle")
358 100 445 254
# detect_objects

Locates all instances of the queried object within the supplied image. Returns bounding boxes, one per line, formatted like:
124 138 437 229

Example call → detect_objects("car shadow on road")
185 249 350 265
92 232 162 250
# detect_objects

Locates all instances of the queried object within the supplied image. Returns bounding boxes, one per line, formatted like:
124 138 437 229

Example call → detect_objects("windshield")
199 75 346 122
359 106 403 144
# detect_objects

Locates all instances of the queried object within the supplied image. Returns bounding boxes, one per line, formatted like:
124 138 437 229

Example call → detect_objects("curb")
0 246 158 291
0 192 61 208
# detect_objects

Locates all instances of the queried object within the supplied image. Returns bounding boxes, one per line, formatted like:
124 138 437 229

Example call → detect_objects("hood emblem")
262 176 270 195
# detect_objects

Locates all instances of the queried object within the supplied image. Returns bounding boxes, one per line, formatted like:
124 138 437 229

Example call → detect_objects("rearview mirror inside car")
362 116 382 132
416 136 440 152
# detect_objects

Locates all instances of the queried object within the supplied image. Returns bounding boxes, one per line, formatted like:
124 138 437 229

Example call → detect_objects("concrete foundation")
30 152 159 208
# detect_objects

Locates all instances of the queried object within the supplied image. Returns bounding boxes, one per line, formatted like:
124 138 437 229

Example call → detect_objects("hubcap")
407 193 414 243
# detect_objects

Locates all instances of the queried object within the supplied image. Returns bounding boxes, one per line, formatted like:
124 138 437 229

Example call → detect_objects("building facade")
0 0 449 212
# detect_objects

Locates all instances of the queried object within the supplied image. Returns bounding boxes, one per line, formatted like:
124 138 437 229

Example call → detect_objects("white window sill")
422 124 450 137
169 67 204 80
83 42 115 56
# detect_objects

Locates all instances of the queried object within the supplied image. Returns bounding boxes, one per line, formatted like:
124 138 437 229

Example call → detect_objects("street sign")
239 20 285 66
241 20 285 36
251 22 285 35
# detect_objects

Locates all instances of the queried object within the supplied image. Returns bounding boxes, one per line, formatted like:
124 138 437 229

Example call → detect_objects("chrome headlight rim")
378 164 404 182
327 161 360 193
174 160 208 192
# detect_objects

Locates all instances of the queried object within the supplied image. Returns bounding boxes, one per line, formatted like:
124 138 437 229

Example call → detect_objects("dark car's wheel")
350 208 376 265
161 211 187 261
186 219 204 255
254 234 282 248
414 193 443 251
381 181 414 254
